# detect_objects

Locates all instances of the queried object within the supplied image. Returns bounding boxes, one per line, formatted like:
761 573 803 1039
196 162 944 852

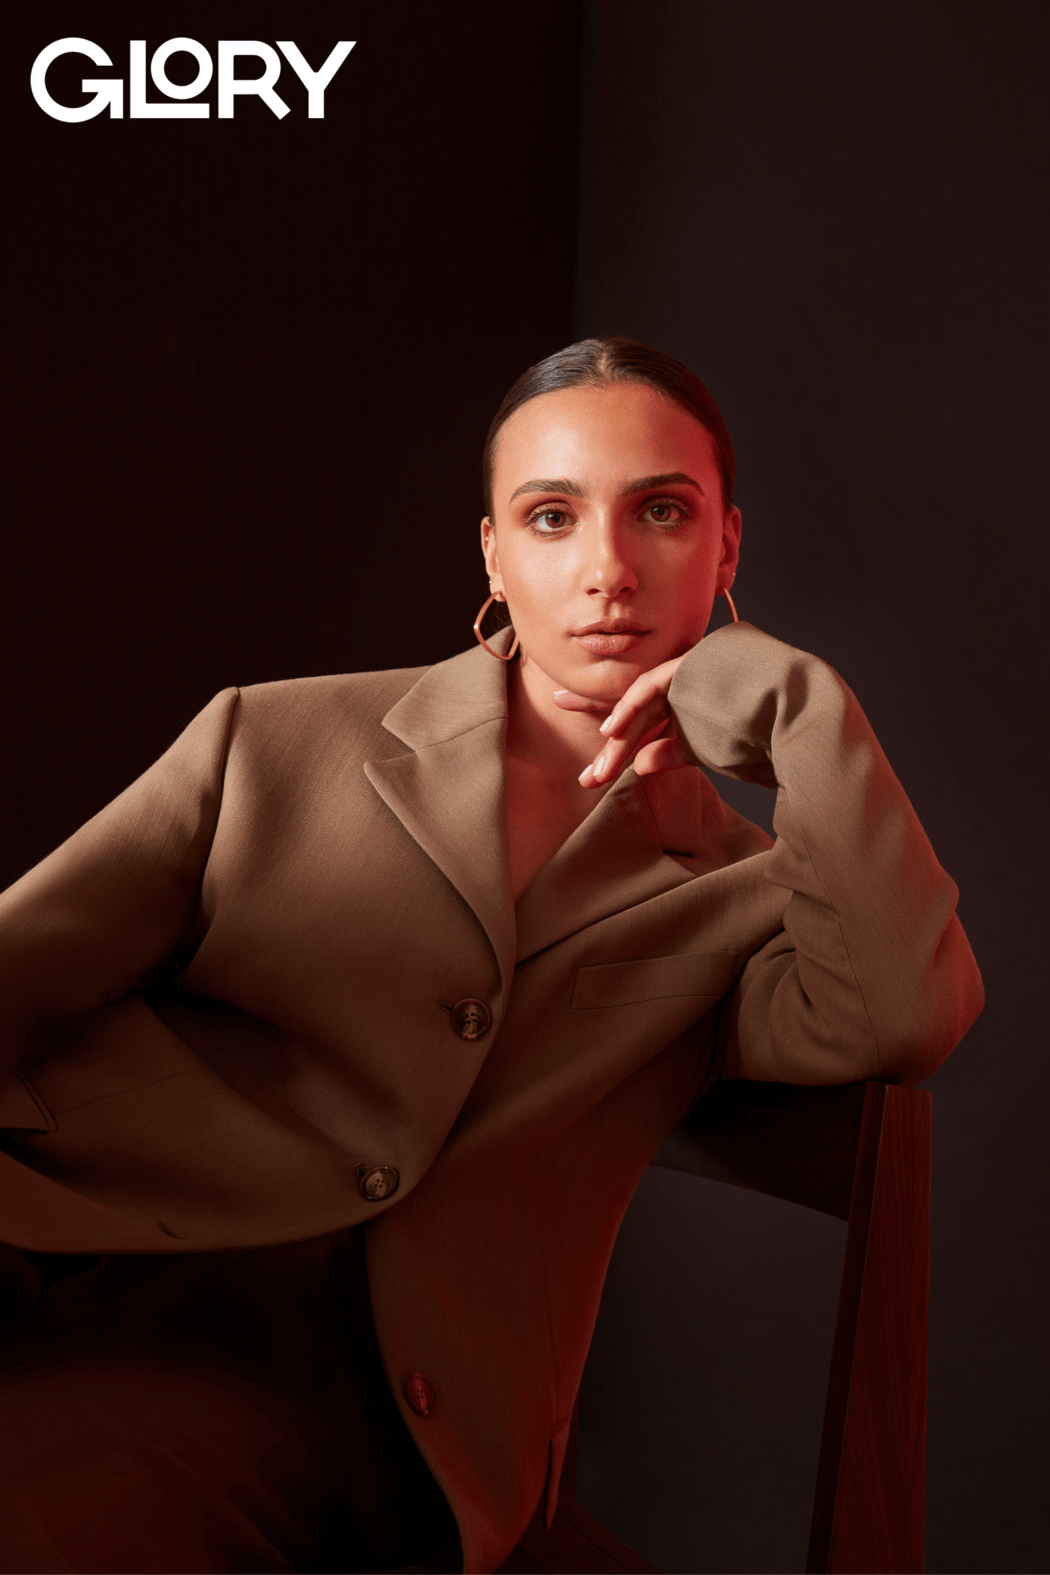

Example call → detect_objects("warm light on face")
481 382 741 703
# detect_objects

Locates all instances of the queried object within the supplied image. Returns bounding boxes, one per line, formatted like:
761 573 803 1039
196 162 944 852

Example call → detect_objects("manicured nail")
553 689 570 698
598 716 613 734
579 763 595 785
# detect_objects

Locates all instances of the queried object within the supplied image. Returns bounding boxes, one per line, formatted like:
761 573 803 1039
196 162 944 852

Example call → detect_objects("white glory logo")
30 38 355 121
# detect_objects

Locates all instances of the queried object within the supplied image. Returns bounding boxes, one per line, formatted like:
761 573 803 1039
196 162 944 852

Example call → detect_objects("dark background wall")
6 0 580 890
573 4 1049 1572
8 3 1048 1572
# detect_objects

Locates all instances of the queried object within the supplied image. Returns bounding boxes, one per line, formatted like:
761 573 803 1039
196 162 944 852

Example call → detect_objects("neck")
505 652 607 779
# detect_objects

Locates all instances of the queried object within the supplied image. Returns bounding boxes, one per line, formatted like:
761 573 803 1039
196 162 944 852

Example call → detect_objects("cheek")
675 531 722 586
664 551 717 606
502 544 572 613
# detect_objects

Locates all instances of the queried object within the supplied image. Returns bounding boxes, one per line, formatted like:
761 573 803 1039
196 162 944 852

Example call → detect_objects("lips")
573 620 649 636
572 620 650 655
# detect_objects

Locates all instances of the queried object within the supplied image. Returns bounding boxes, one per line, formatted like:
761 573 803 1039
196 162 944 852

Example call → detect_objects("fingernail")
598 716 613 734
579 763 595 785
553 689 570 698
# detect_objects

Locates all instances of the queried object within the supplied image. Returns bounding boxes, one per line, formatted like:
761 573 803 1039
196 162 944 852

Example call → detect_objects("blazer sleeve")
0 689 240 1124
667 624 983 1087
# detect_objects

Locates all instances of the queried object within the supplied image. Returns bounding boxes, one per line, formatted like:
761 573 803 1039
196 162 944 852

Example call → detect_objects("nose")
585 516 638 600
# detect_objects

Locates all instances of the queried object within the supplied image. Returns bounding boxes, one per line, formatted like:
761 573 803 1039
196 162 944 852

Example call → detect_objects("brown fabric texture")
0 622 983 1571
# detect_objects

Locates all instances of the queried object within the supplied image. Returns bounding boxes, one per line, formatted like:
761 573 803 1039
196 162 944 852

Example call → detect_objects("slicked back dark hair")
482 336 737 516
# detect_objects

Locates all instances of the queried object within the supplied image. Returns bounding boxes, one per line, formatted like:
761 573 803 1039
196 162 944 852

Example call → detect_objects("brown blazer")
0 621 982 1572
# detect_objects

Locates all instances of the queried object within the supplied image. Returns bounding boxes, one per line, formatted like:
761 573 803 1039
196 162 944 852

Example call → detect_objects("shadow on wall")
574 1 1049 1568
577 1166 846 1574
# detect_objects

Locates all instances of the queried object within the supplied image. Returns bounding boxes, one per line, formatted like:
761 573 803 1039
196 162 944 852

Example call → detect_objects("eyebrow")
508 477 585 502
622 472 705 496
507 471 704 503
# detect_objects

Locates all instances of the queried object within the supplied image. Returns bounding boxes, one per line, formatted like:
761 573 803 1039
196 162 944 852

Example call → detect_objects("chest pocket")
570 951 739 1010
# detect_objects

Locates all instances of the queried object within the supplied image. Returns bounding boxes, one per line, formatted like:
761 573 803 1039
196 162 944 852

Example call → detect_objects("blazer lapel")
513 767 698 963
366 635 706 981
364 639 516 996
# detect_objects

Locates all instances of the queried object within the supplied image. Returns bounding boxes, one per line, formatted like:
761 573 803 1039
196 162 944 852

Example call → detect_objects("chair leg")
807 1083 930 1574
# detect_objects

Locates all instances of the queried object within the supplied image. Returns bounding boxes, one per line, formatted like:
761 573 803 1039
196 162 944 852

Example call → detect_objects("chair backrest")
656 1078 931 1573
506 1079 931 1575
653 1076 867 1218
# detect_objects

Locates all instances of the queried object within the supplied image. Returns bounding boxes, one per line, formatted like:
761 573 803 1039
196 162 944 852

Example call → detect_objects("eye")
640 498 688 527
527 506 575 535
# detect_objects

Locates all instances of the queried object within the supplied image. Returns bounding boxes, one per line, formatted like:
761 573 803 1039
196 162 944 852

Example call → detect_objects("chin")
522 643 652 703
564 656 647 702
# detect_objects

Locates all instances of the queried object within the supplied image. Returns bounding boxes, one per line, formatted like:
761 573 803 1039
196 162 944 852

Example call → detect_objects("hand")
553 657 691 789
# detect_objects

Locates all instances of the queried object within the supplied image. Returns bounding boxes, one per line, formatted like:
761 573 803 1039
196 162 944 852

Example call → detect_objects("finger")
551 689 611 717
634 736 689 776
579 717 670 789
598 658 681 740
593 694 671 766
597 682 663 740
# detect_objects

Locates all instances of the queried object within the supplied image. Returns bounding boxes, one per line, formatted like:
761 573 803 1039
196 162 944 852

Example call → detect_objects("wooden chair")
501 1079 930 1575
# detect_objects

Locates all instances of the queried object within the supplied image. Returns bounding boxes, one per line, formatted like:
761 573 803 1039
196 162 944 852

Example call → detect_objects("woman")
0 338 982 1574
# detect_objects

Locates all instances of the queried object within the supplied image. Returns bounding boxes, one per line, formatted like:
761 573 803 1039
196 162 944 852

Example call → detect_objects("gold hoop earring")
474 593 520 661
718 585 740 623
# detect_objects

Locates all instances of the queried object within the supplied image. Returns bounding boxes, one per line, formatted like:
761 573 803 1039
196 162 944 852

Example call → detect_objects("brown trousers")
0 1230 460 1574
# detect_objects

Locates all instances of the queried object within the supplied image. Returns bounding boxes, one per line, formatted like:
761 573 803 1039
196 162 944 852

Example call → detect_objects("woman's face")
482 381 741 704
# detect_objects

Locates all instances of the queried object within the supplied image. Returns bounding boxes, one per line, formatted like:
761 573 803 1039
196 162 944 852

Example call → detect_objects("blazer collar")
377 631 510 752
365 633 700 988
365 636 516 998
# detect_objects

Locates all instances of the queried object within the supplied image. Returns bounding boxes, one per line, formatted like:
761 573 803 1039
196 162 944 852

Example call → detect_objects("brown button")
405 1373 435 1417
359 1165 399 1201
451 998 491 1040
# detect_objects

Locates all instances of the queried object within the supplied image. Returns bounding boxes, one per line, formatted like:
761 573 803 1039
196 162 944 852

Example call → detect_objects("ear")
716 505 742 592
480 516 504 593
